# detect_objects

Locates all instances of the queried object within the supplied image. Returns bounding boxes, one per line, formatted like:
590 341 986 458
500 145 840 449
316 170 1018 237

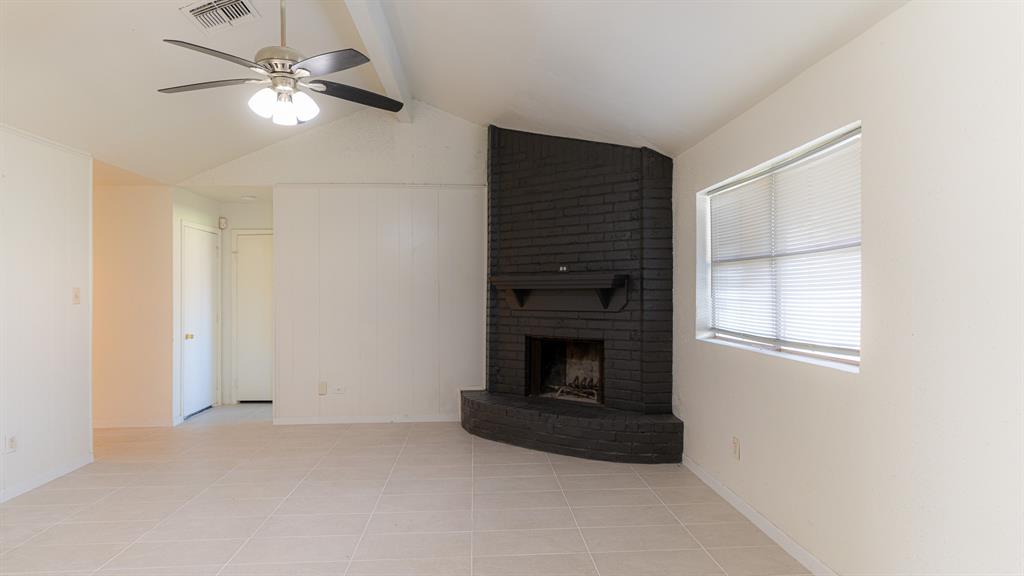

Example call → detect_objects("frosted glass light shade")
292 91 320 122
272 93 297 126
247 88 276 118
248 87 316 126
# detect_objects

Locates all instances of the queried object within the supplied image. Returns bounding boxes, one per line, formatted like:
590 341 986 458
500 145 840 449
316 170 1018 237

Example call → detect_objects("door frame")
230 229 274 405
178 221 222 421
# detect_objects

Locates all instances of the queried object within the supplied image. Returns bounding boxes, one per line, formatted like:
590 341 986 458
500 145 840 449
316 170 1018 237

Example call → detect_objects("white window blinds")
707 129 861 362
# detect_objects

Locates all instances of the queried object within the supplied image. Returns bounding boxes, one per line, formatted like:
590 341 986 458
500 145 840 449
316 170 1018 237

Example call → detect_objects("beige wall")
94 168 256 425
673 2 1023 573
92 169 173 427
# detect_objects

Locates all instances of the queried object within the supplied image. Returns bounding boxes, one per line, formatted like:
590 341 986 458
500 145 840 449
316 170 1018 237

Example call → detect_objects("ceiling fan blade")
292 48 369 77
158 78 266 94
164 39 267 74
307 80 404 113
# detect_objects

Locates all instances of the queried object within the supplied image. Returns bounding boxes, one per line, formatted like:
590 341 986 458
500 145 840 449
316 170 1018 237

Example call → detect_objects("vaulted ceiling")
381 0 902 156
0 0 902 187
0 1 384 184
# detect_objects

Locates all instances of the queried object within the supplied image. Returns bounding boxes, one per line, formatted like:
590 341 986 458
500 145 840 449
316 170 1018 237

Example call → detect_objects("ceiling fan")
158 0 403 126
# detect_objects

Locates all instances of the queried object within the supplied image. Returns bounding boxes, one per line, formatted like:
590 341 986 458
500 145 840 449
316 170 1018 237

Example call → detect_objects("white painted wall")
171 188 221 424
93 182 173 427
183 100 485 188
673 2 1023 573
0 126 92 501
274 185 485 423
219 201 274 405
186 97 487 422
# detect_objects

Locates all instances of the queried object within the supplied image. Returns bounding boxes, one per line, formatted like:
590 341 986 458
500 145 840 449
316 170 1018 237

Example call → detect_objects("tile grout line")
1 414 246 561
632 463 733 576
341 426 413 576
85 443 254 574
1 484 128 557
67 525 779 540
3 412 791 575
212 424 353 576
548 453 603 576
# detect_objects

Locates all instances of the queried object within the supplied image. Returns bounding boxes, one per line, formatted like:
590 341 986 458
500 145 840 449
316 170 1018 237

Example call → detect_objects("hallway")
0 406 804 575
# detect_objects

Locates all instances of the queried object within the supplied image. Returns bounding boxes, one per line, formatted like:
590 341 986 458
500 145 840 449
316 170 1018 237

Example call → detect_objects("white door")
234 232 274 401
182 224 219 418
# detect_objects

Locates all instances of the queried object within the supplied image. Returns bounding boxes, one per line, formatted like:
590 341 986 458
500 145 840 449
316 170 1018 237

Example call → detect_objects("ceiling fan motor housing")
255 45 305 73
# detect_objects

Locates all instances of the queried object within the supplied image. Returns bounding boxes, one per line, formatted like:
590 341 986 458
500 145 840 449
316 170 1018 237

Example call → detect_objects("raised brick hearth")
461 391 682 463
461 126 683 463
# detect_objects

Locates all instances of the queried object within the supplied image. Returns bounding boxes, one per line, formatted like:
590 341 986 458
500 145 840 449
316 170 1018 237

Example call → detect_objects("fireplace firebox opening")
527 337 604 405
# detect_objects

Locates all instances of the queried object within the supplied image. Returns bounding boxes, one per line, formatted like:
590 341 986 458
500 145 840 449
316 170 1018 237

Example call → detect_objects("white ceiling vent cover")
181 0 260 34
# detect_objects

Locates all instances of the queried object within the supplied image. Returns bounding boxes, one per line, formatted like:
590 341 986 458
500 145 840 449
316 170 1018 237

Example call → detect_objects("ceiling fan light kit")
248 86 320 126
160 0 402 126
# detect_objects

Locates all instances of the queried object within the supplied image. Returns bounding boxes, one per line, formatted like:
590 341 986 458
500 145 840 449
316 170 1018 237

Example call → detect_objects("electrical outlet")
731 436 741 461
332 382 345 395
71 287 81 305
318 381 328 396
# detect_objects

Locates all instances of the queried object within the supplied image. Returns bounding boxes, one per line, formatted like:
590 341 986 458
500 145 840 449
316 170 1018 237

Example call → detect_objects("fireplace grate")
527 337 603 405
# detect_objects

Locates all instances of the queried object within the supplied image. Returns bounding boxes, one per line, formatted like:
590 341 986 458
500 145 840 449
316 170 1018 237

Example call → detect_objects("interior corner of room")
0 1 1021 575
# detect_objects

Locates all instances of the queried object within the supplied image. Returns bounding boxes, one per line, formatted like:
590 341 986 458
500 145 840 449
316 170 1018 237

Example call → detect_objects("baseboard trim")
682 455 839 576
93 421 170 429
274 414 460 425
0 453 93 503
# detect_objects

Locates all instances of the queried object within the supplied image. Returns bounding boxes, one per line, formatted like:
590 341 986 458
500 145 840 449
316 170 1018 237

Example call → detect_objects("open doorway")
232 230 274 402
93 174 271 426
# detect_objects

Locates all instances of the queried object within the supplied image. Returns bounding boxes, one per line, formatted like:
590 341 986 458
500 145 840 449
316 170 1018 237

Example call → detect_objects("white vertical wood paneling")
54 154 92 469
410 190 439 416
0 127 92 502
355 189 381 415
274 184 484 423
396 188 415 417
373 189 402 416
438 187 487 416
317 189 360 418
273 186 320 421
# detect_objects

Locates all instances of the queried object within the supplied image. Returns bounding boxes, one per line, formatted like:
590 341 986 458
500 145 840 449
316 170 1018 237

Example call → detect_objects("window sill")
696 335 860 374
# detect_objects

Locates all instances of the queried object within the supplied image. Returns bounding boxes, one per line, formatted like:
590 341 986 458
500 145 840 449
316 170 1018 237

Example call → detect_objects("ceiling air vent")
181 0 260 34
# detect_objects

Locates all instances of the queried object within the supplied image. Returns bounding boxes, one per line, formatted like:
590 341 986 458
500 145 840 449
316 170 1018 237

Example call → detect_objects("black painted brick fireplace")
461 126 683 463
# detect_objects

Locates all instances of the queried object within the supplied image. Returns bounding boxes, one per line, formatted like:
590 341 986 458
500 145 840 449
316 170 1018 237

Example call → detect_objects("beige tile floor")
0 405 808 575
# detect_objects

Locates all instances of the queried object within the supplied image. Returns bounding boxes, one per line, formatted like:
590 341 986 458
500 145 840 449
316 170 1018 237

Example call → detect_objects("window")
699 127 861 366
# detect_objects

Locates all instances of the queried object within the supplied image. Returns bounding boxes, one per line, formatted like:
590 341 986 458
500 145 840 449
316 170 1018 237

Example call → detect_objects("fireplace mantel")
489 272 629 311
